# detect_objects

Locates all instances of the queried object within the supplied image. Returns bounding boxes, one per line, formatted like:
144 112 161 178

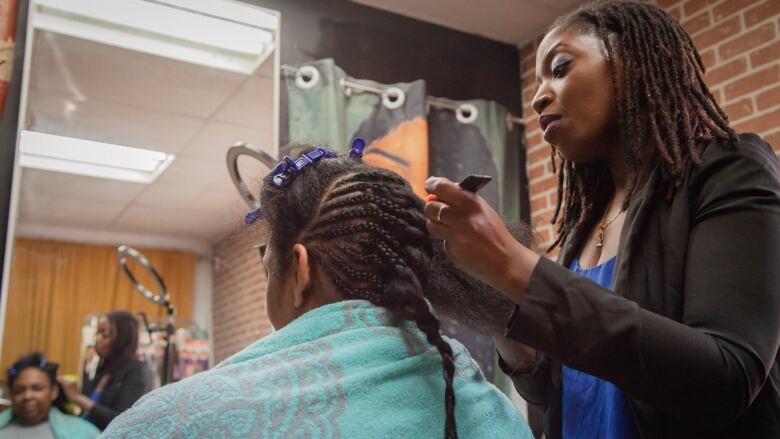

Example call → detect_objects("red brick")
683 0 718 18
521 70 534 87
725 64 780 101
705 56 748 85
523 104 535 120
520 43 536 62
693 16 740 49
745 0 780 27
523 86 536 104
528 144 552 163
531 196 548 212
530 175 557 195
529 163 547 181
535 228 552 246
682 11 712 36
522 57 535 73
527 131 542 147
722 97 754 121
718 23 777 61
526 119 541 138
756 85 780 111
669 6 683 21
532 210 554 228
700 49 717 70
750 40 780 69
765 131 780 149
713 0 755 22
734 106 780 133
657 0 681 9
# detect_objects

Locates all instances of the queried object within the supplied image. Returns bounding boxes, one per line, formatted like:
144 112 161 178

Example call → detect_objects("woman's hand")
423 176 540 302
57 377 94 412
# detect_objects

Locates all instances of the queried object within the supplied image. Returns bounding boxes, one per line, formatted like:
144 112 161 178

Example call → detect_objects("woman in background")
1 352 99 438
59 311 150 431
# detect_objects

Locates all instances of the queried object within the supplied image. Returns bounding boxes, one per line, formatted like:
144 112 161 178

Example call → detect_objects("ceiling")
352 0 590 46
17 30 276 251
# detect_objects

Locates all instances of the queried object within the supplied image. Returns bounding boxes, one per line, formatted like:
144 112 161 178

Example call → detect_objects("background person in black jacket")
59 311 150 431
424 1 780 437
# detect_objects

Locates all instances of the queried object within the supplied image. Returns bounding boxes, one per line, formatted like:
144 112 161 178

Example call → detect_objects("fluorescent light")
19 130 174 184
32 0 277 74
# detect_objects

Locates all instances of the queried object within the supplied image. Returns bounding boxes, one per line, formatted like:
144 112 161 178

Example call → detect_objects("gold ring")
436 204 448 223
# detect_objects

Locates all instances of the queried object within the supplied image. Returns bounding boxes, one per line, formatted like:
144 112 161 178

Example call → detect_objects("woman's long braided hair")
547 0 737 250
260 152 458 439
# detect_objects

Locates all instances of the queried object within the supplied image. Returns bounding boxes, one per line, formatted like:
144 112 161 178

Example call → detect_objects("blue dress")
562 257 640 439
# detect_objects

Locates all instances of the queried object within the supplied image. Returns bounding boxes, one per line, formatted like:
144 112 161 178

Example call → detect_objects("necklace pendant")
595 227 605 248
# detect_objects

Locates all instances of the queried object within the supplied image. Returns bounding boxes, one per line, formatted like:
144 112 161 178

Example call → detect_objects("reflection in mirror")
0 0 280 403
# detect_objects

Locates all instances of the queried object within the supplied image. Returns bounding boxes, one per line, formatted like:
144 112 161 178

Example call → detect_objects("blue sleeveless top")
563 257 640 439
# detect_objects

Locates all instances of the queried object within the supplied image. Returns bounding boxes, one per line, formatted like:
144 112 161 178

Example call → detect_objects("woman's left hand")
58 377 93 411
58 377 80 399
423 176 539 301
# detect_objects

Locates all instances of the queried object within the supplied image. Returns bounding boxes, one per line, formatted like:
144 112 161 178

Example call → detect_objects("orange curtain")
1 239 197 375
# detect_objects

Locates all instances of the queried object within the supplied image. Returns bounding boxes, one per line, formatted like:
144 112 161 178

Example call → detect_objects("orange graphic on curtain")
362 116 429 198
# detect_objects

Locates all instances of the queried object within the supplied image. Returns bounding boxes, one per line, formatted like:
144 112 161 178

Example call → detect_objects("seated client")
103 143 531 438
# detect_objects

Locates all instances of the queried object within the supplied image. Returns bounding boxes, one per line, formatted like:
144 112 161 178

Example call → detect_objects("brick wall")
520 0 780 251
211 224 272 363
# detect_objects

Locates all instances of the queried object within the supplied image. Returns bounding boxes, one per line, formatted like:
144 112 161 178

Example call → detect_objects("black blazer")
81 358 151 430
505 133 780 438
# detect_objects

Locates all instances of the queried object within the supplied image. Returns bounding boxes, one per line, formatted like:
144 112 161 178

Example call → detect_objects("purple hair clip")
8 354 47 377
349 137 366 159
243 139 366 225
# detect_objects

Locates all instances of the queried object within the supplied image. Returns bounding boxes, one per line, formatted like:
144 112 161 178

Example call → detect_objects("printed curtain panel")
285 58 429 197
286 59 528 386
428 99 525 384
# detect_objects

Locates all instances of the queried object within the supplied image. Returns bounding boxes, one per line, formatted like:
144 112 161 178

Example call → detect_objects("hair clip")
244 208 263 225
349 137 366 159
7 365 17 377
244 147 338 225
268 147 337 189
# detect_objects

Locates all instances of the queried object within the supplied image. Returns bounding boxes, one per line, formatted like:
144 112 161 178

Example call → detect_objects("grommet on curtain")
382 87 405 110
456 103 478 124
295 65 320 90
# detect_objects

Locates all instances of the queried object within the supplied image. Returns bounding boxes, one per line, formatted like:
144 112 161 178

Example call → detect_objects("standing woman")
424 1 780 437
59 311 150 431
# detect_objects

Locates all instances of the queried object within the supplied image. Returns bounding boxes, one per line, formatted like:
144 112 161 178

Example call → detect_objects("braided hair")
260 153 458 439
546 0 737 250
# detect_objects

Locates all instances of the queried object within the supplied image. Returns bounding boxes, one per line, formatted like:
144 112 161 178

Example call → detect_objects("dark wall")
242 0 522 113
0 0 27 291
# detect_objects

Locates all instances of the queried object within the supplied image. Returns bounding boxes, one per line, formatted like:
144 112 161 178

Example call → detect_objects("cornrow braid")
547 0 737 251
260 153 458 439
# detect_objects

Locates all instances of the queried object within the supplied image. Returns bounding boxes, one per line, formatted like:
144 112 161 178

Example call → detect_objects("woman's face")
11 368 57 426
94 316 115 359
533 26 619 163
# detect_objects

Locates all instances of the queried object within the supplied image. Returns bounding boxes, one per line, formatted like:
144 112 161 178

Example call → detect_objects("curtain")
285 59 529 385
1 239 196 375
286 58 429 197
428 99 525 220
427 99 526 387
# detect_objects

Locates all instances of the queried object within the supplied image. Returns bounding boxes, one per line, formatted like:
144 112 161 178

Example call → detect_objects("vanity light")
19 130 174 184
33 0 278 74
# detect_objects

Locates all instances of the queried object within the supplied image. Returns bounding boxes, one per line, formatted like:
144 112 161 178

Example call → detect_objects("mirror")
0 0 280 383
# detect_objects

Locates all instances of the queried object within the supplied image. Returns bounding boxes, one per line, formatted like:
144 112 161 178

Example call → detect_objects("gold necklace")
595 209 625 248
